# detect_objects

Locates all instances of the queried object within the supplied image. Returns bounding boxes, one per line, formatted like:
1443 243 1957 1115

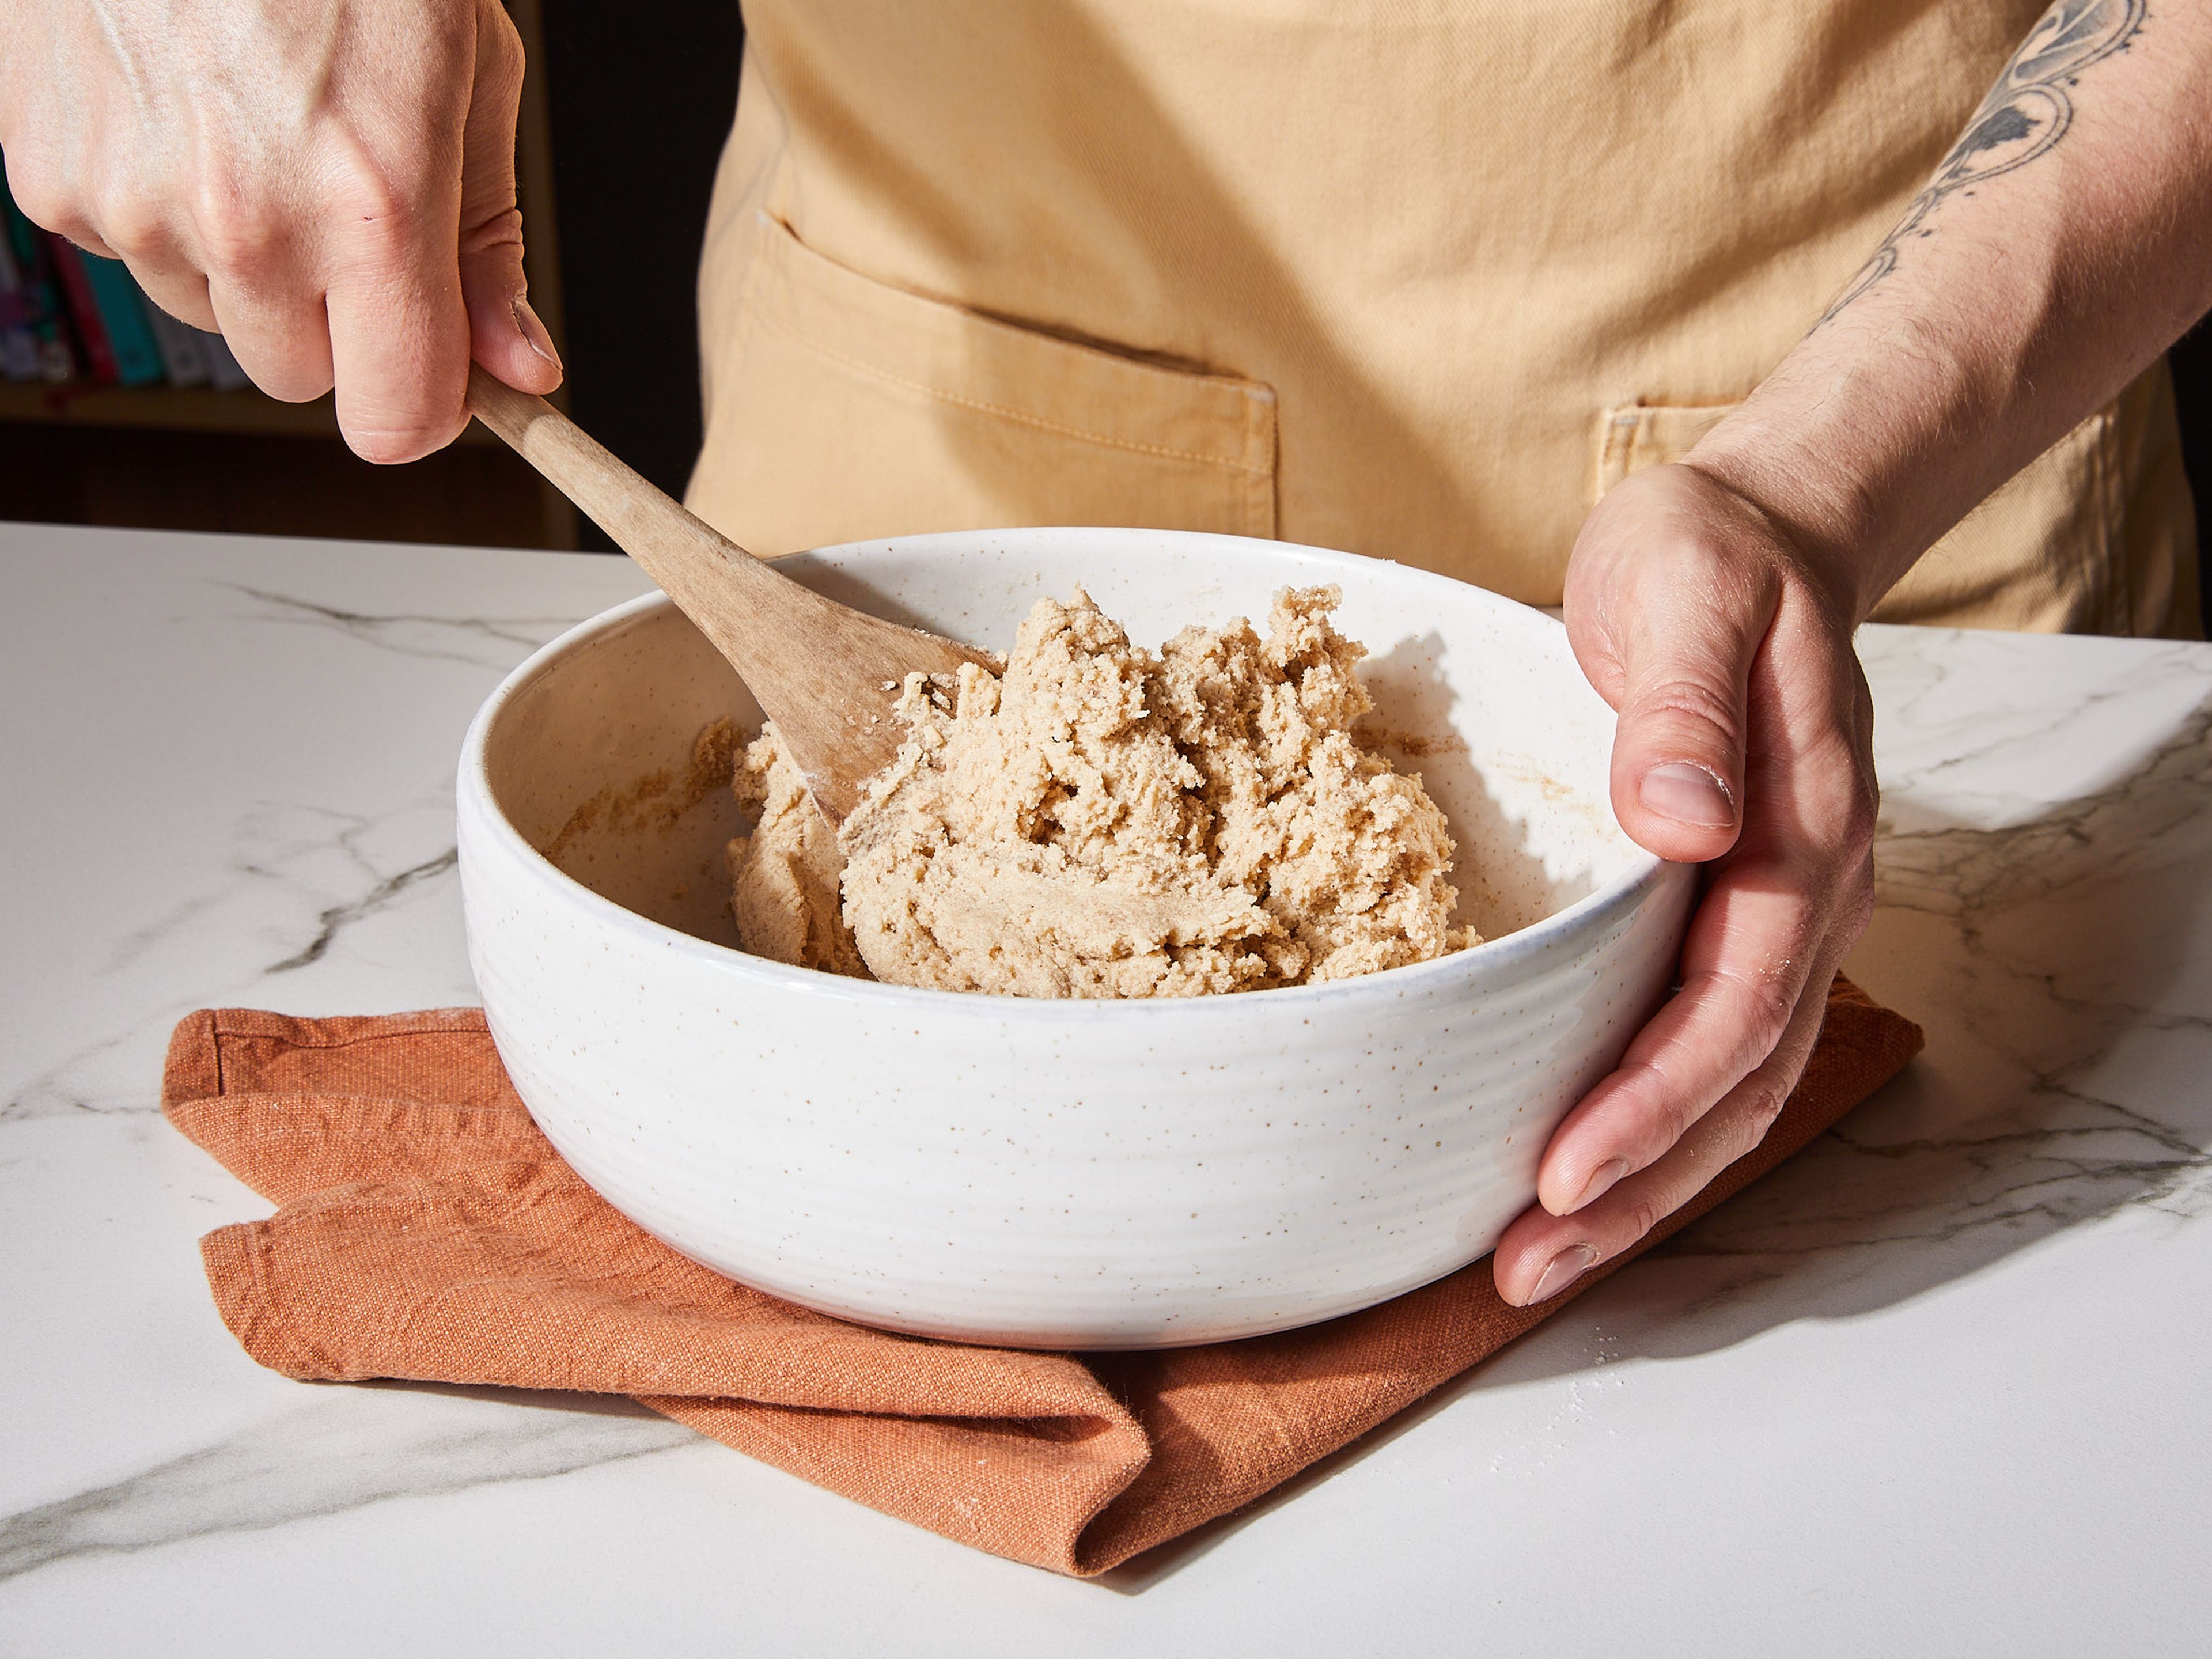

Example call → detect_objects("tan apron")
689 1 2198 637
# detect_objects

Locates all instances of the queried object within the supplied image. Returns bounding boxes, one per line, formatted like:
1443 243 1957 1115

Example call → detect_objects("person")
7 0 2205 1309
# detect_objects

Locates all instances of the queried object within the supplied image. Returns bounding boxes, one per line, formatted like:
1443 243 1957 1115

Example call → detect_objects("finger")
1605 556 1777 865
457 4 560 395
66 179 215 328
1541 564 1877 1214
1533 849 1824 1214
1493 971 1838 1307
0 156 122 260
312 123 478 461
56 226 123 261
1537 603 1876 1214
122 263 221 334
204 268 335 404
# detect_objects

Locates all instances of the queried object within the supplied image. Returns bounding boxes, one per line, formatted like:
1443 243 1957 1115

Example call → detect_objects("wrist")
1671 434 1889 628
1676 237 2075 626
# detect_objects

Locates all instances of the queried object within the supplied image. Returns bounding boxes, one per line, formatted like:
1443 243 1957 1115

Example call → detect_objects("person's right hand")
0 0 560 460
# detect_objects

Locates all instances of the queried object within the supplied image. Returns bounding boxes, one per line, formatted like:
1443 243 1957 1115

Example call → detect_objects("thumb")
457 7 560 396
1603 568 1774 865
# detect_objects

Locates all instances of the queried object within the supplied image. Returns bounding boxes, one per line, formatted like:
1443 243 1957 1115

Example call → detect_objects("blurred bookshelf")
0 0 578 552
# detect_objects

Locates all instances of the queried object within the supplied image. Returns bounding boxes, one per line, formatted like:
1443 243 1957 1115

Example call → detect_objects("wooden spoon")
466 365 990 823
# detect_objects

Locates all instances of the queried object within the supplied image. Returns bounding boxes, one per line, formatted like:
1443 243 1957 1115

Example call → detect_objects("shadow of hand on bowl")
1357 628 1584 942
1100 689 2212 1590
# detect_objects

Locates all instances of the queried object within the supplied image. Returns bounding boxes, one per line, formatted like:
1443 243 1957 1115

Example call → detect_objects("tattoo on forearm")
1816 0 2147 325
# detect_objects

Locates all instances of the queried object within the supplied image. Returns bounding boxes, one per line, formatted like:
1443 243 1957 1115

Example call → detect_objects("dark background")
2175 324 2212 611
538 0 744 535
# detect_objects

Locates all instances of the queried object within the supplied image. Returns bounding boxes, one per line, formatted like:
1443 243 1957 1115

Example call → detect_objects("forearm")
1686 1 2212 622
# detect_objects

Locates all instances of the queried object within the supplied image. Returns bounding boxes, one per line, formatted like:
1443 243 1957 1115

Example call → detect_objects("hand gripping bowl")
457 528 1694 1349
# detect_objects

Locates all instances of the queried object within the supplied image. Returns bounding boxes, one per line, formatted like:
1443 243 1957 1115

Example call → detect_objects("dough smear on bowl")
726 585 1478 997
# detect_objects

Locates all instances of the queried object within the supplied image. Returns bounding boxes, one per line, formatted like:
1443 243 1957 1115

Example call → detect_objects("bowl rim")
459 528 1683 1018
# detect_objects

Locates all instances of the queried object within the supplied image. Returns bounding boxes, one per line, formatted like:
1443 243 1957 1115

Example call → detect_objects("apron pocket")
1594 398 2124 633
691 213 1278 554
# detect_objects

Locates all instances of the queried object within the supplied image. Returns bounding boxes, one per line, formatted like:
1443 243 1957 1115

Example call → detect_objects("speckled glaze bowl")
457 528 1692 1349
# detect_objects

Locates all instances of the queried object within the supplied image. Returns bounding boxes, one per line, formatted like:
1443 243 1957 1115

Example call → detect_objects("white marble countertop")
2 521 2207 1657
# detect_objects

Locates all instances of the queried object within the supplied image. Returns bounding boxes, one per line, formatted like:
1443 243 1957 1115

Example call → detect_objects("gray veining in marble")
0 1387 693 1584
217 581 596 671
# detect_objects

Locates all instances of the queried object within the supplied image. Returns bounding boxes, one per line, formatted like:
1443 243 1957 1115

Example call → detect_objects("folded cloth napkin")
163 978 1919 1577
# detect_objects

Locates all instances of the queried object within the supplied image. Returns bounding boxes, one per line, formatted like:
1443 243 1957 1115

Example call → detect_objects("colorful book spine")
44 232 118 384
143 304 211 387
0 232 41 381
77 251 165 386
0 192 78 382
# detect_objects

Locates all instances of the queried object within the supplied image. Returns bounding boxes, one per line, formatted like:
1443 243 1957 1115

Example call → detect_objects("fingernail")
511 294 562 370
1640 762 1736 830
1527 1244 1599 1305
1570 1157 1631 1213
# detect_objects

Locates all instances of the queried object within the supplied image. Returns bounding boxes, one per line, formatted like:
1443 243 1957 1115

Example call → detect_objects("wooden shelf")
0 378 327 435
0 380 501 444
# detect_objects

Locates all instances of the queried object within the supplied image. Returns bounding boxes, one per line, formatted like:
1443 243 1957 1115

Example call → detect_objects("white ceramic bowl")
458 528 1692 1349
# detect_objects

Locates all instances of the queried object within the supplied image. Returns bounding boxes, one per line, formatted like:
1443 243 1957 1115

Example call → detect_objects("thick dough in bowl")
728 585 1477 997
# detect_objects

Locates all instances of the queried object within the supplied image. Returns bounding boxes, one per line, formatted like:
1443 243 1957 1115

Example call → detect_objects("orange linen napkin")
163 979 1919 1577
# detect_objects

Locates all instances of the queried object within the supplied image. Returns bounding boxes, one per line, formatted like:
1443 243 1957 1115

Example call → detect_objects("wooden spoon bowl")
466 365 990 821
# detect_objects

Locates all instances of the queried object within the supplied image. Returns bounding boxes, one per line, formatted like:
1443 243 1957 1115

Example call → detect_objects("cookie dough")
726 725 872 980
727 586 1476 997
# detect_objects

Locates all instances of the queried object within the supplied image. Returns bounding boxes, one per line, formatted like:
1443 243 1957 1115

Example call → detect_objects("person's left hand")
1490 459 1879 1306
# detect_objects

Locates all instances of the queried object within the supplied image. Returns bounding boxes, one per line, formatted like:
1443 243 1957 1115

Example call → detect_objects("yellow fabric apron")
689 1 2198 637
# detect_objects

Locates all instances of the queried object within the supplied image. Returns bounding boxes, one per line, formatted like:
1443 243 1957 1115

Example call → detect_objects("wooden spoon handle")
464 363 990 823
464 363 792 674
